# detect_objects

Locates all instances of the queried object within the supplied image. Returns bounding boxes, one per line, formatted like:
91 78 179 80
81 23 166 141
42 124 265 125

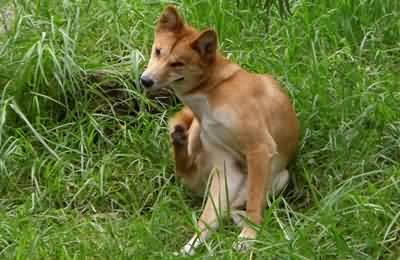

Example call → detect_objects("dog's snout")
140 74 154 88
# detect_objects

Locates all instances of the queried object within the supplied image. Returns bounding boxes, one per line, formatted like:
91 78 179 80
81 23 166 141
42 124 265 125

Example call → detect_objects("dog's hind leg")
181 154 245 255
271 169 289 196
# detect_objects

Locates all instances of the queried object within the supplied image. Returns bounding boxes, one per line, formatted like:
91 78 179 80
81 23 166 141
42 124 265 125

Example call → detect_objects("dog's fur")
141 6 300 255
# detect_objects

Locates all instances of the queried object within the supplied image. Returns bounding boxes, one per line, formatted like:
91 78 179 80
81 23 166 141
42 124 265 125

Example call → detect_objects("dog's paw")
179 243 196 256
173 247 194 257
233 238 254 252
233 228 256 252
170 124 188 146
178 235 202 256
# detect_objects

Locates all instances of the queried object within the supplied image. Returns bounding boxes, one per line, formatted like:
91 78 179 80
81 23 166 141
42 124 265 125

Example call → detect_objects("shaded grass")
0 0 399 259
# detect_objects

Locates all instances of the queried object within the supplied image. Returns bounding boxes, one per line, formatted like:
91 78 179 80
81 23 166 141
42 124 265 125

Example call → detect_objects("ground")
0 0 399 259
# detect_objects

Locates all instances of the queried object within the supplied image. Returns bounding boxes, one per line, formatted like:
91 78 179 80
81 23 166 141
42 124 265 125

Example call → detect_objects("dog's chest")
183 94 240 155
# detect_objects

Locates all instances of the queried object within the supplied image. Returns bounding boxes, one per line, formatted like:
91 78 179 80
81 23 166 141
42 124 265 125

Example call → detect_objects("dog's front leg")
234 135 276 251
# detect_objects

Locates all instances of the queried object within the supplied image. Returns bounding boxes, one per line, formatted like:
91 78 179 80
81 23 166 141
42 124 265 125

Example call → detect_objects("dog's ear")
157 6 184 32
191 29 218 62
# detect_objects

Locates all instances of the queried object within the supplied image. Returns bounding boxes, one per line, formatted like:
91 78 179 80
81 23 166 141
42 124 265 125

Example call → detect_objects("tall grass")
0 0 399 258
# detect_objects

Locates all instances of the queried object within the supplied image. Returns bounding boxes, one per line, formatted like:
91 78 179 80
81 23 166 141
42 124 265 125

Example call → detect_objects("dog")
141 6 300 255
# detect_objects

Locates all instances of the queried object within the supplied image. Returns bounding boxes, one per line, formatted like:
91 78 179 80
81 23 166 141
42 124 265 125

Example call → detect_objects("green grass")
0 0 399 259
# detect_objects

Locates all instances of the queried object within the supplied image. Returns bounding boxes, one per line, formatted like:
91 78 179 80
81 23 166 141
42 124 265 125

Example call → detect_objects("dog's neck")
175 54 240 121
204 55 240 92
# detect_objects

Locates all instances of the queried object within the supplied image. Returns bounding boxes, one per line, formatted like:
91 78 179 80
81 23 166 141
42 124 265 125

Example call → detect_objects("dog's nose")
140 75 154 88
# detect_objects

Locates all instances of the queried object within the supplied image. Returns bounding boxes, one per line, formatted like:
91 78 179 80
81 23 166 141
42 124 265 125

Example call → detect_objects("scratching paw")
171 124 188 146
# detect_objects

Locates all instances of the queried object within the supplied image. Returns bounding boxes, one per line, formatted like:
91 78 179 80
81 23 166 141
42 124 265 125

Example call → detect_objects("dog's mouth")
174 77 185 83
144 77 185 93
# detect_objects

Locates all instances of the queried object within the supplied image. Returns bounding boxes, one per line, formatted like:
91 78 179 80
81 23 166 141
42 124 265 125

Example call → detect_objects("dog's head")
140 6 218 94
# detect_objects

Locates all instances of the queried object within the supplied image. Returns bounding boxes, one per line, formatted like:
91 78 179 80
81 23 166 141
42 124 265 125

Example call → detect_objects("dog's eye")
170 61 184 67
155 48 161 56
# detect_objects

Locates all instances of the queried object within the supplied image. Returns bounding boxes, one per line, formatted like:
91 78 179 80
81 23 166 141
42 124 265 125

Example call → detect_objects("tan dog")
141 6 299 255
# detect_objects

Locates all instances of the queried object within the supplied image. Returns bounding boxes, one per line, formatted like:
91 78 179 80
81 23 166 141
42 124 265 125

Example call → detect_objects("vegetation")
0 0 399 258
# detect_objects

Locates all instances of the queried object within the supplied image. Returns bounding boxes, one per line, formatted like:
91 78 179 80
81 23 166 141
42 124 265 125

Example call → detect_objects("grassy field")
0 0 399 259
